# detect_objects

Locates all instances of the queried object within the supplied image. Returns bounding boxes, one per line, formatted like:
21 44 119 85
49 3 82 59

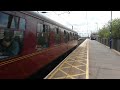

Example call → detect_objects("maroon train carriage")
0 11 78 79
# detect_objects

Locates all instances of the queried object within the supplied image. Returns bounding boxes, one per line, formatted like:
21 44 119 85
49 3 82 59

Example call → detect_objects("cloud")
36 11 120 37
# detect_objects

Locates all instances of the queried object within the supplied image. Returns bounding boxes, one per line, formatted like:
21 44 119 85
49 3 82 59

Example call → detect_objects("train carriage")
0 11 78 79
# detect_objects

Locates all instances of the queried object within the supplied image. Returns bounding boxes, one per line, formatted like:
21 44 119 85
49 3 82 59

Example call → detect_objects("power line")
36 11 73 30
58 11 70 15
53 11 73 29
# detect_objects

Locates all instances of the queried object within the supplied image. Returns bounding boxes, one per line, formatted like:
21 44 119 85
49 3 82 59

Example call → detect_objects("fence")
96 37 120 52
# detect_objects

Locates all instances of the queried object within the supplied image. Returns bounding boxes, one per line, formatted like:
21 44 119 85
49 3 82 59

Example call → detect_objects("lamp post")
110 11 112 49
96 22 98 32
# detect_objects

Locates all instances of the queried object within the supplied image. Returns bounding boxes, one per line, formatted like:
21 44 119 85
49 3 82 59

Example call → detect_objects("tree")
98 18 120 39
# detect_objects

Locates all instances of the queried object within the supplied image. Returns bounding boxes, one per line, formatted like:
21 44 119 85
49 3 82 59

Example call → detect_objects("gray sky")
35 11 120 37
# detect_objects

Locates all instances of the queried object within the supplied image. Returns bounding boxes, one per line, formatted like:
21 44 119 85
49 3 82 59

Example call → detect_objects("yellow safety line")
47 69 60 79
65 60 73 62
70 61 86 65
73 66 86 73
64 62 74 67
45 39 88 79
64 62 86 73
86 39 89 79
47 58 86 79
44 54 70 79
68 73 86 77
58 60 70 68
52 72 85 79
47 60 69 79
60 63 86 69
60 65 71 68
77 59 86 61
52 76 67 79
61 66 71 69
78 62 86 65
59 69 74 79
76 60 87 64
75 64 86 67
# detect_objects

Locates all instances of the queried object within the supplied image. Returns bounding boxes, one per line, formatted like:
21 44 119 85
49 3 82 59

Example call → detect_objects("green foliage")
98 24 110 38
98 18 120 39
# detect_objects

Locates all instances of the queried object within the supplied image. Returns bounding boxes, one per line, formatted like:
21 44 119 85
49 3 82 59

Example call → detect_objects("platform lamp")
110 11 112 49
41 11 47 13
37 11 48 14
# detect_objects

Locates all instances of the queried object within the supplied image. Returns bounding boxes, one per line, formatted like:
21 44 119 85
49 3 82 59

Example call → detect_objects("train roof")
20 11 77 34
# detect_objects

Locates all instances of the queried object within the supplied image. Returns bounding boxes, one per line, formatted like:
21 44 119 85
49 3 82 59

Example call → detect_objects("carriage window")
45 25 49 32
73 33 75 40
64 30 67 43
43 25 46 32
19 18 26 30
55 28 61 44
56 28 59 34
64 30 66 35
14 31 24 39
0 12 9 28
0 29 4 39
37 23 43 32
72 33 74 40
70 32 72 41
75 34 78 40
14 30 24 51
0 12 25 60
0 30 22 60
0 12 25 30
36 24 49 50
10 16 19 29
67 32 70 41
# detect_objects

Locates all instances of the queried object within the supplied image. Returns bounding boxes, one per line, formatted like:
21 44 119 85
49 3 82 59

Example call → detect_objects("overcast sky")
35 11 120 37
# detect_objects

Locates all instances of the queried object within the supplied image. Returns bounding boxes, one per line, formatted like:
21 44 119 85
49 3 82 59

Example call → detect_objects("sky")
34 11 120 37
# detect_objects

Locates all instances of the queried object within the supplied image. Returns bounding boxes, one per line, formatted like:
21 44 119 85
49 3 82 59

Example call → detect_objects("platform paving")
89 40 120 79
45 39 120 79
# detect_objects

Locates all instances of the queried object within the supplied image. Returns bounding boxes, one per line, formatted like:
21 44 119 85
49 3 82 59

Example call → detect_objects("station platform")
44 39 89 79
44 39 120 79
89 40 120 79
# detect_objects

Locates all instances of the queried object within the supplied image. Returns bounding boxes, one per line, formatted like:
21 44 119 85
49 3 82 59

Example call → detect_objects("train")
90 33 97 40
0 11 79 79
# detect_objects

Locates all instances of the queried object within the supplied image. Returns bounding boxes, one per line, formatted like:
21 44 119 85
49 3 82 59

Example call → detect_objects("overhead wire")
53 11 73 29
